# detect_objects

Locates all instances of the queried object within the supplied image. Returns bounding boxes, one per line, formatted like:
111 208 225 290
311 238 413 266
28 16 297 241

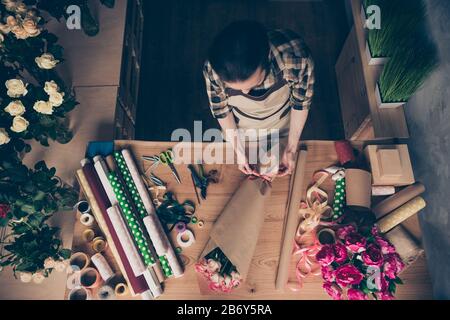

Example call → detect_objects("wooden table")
66 140 432 300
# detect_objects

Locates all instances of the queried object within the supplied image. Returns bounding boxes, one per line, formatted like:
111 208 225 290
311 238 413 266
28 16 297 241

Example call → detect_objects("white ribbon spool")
80 213 95 227
176 229 195 248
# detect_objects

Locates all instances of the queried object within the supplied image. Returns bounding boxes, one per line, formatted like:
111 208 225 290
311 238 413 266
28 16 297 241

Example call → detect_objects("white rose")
49 91 64 107
44 80 59 95
32 272 45 284
43 257 56 269
207 259 221 273
5 79 28 98
22 17 40 37
15 2 27 14
19 272 32 283
0 128 11 145
4 100 25 116
10 115 29 133
54 260 67 273
35 53 59 70
33 100 53 115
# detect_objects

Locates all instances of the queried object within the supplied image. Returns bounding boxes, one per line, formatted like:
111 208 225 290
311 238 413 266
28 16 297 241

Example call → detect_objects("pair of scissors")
159 150 182 184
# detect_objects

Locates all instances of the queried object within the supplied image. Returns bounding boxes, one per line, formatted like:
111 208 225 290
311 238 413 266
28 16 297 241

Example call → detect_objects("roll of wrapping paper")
77 167 149 296
334 140 355 165
91 253 115 282
121 149 183 278
93 156 118 206
107 171 155 266
332 178 346 220
345 169 372 210
377 197 426 234
385 225 424 266
275 150 308 290
373 182 426 219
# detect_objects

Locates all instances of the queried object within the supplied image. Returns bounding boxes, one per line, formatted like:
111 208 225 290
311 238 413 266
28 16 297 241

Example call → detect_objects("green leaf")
59 249 71 260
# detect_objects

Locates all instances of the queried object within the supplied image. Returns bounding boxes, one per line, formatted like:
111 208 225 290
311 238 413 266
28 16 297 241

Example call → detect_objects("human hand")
278 148 297 177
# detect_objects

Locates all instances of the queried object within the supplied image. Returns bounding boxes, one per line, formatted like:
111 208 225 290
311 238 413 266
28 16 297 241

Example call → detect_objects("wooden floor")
108 140 433 300
136 0 349 141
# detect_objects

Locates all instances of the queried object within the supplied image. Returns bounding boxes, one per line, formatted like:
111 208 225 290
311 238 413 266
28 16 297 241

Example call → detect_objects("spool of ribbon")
80 213 95 227
332 178 346 221
114 283 129 297
82 229 95 242
175 222 187 233
176 229 195 248
334 140 355 165
291 231 322 290
69 252 90 272
74 200 91 214
98 285 115 300
92 237 107 253
68 287 92 300
91 253 115 282
80 267 102 289
317 228 336 245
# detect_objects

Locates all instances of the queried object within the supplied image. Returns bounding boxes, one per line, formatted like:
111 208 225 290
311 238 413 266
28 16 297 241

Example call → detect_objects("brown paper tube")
377 197 426 234
317 228 336 245
275 150 308 290
373 182 426 219
345 169 372 210
80 267 102 289
82 229 95 242
68 287 92 300
385 226 424 267
69 252 90 271
115 283 129 297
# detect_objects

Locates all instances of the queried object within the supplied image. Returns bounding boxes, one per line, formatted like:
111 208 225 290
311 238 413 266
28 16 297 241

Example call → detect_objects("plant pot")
375 83 406 109
365 41 389 66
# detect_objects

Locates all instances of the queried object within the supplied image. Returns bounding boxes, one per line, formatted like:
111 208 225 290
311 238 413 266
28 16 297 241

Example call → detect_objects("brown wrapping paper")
201 178 272 281
385 226 424 268
377 197 426 234
345 169 372 210
373 182 426 219
275 150 308 290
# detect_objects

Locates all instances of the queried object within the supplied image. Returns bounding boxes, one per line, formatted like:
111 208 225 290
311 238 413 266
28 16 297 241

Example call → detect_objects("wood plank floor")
136 0 349 141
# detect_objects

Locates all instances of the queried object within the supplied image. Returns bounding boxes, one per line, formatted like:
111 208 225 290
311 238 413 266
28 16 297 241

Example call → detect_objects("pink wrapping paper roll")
122 149 184 278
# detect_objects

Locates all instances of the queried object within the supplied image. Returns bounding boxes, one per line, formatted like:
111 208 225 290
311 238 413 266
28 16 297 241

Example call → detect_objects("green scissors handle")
159 150 174 165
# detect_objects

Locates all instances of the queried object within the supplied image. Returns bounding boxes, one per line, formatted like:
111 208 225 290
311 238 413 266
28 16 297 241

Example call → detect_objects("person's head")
208 21 270 94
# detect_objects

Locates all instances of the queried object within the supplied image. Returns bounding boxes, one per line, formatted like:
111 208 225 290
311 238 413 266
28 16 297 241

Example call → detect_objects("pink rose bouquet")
316 225 405 300
194 247 242 293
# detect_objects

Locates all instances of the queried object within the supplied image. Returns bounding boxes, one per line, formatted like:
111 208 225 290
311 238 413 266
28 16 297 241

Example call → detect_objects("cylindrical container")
80 267 102 289
92 237 107 253
75 200 91 214
345 169 372 210
69 252 90 272
91 253 114 282
68 287 92 300
317 228 336 245
377 197 426 233
80 213 95 227
114 283 129 297
82 229 95 242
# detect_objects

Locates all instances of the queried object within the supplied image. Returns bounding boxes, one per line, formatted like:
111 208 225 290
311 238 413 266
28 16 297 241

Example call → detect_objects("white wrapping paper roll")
93 157 118 206
107 206 146 277
143 269 163 298
122 149 184 278
91 253 114 282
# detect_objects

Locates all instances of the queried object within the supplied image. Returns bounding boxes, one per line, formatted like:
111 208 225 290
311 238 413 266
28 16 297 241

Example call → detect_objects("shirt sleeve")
289 56 315 111
203 61 232 119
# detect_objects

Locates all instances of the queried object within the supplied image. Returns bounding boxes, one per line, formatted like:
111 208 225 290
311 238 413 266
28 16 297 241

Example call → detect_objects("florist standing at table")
203 21 315 178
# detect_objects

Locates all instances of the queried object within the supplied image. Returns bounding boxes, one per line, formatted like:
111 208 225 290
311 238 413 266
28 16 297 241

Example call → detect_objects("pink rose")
195 260 212 279
321 266 336 283
333 243 348 264
323 282 342 300
383 253 405 279
371 225 380 236
377 274 389 292
345 233 367 253
376 290 395 300
336 225 356 240
361 244 384 266
347 288 367 300
334 265 364 287
375 236 396 255
316 245 335 266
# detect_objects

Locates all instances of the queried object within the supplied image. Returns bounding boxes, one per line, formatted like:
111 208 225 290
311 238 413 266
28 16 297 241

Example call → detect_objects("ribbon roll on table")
175 222 187 233
114 283 129 297
120 149 183 278
92 237 107 253
93 156 118 205
177 229 196 248
80 267 102 289
74 200 91 214
91 253 114 282
68 287 92 300
98 285 115 300
69 252 90 272
377 197 426 234
78 166 149 295
82 229 95 243
80 213 95 227
373 182 426 219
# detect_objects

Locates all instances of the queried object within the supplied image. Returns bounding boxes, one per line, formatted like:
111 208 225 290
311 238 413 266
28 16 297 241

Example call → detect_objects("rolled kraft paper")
93 157 118 206
372 186 396 196
345 169 372 210
80 267 102 289
77 168 149 295
114 283 129 297
91 253 115 282
107 205 146 277
276 150 308 290
208 176 273 281
373 182 426 219
80 213 95 227
68 287 92 301
69 252 90 271
121 150 181 277
385 225 424 267
335 140 355 165
143 215 184 278
98 285 115 300
377 197 426 234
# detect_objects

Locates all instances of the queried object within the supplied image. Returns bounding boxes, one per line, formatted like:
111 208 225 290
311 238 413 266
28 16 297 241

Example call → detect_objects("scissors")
159 150 182 184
